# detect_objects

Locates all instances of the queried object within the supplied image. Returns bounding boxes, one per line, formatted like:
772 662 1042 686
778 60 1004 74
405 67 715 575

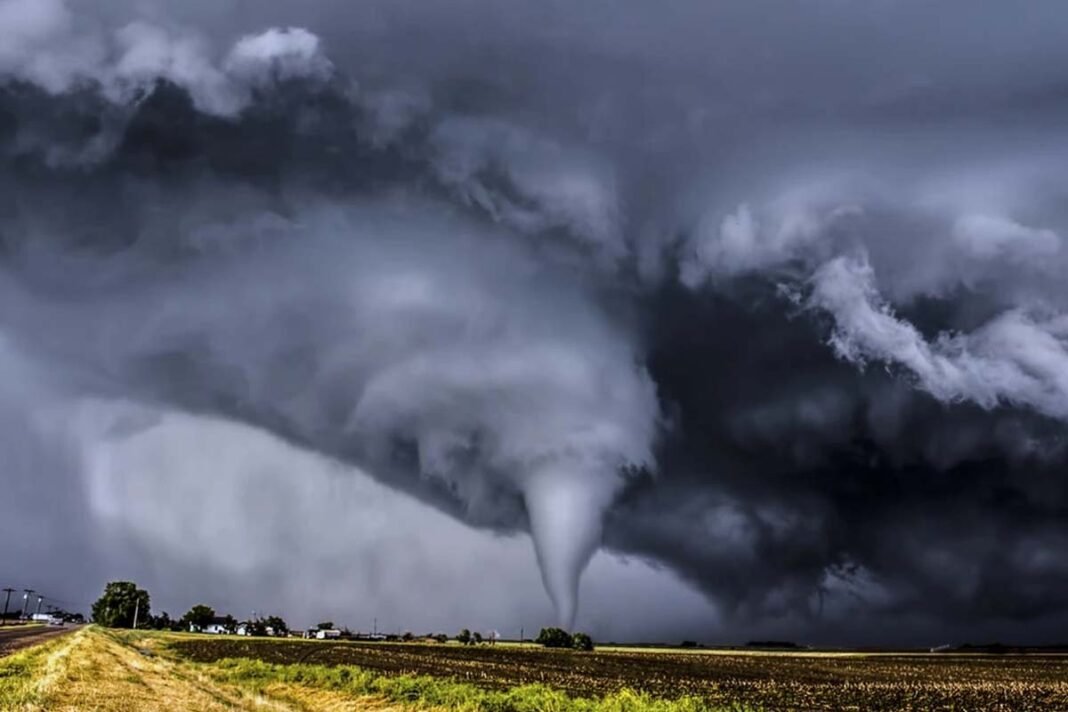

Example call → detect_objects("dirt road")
0 624 79 657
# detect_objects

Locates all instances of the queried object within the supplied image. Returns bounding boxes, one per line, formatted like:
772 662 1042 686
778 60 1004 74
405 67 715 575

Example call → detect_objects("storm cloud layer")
3 0 1068 643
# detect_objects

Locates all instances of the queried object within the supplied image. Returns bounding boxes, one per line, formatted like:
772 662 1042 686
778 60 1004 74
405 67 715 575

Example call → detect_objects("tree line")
90 581 288 636
89 581 595 650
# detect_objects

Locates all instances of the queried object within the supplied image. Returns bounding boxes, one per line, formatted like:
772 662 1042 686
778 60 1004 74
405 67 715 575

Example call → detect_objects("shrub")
572 633 594 651
535 627 573 648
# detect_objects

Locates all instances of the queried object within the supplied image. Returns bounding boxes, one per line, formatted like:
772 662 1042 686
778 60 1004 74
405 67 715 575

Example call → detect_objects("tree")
264 616 288 636
91 581 150 629
473 631 483 644
150 611 173 630
572 632 594 651
181 604 216 632
402 631 414 642
317 621 335 630
221 615 238 634
535 627 573 648
243 619 268 636
456 628 472 645
433 633 448 643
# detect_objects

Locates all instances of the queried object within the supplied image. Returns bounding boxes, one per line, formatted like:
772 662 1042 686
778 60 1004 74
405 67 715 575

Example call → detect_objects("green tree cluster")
536 627 595 651
535 627 572 647
181 604 216 632
244 619 268 636
264 616 288 636
91 581 150 629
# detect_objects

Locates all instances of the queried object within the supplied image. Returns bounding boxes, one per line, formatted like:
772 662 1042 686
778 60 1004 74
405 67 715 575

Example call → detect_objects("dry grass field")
0 627 402 711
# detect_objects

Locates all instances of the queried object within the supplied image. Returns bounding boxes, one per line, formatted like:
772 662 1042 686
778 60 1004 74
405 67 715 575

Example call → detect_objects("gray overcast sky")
3 0 1068 645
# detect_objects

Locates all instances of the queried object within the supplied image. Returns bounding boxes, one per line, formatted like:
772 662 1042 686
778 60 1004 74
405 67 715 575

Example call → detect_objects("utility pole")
34 596 43 618
132 598 140 630
1 588 13 626
20 590 34 620
520 627 524 643
373 617 377 637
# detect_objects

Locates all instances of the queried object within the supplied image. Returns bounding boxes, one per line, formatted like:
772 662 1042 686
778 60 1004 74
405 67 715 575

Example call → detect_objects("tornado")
523 467 617 630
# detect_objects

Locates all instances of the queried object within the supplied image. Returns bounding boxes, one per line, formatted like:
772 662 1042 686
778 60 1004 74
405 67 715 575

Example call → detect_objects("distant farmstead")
191 617 233 634
237 623 279 636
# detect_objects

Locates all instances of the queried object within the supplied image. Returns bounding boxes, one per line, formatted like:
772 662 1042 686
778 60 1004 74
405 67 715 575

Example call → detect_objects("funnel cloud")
3 0 1068 644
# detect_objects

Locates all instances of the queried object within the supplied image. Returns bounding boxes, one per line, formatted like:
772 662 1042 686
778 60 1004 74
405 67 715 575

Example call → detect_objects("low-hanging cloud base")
2 0 1068 644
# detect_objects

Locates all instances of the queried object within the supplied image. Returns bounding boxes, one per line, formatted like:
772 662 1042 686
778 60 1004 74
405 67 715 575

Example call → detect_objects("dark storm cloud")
3 0 1068 643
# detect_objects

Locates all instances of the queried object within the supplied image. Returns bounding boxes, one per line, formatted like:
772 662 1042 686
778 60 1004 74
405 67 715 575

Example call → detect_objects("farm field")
4 627 1068 711
0 627 745 711
171 635 1068 711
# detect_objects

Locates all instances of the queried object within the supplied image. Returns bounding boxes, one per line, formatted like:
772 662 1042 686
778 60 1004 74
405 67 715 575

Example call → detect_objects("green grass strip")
207 657 758 712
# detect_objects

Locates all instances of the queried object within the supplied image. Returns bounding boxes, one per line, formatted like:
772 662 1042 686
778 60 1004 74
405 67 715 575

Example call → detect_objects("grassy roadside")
0 626 287 711
0 627 81 708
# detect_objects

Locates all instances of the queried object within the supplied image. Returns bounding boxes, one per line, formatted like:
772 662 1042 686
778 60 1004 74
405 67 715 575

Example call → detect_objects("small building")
192 617 234 634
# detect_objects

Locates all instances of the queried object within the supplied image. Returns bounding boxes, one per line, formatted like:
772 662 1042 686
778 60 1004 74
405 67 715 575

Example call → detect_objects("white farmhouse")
191 617 234 634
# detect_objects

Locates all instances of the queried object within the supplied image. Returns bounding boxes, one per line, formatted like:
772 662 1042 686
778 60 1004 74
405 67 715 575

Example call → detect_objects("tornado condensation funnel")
523 468 612 630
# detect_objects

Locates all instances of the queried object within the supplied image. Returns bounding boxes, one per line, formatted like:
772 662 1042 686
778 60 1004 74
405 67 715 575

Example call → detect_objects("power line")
0 585 89 612
1 588 13 626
